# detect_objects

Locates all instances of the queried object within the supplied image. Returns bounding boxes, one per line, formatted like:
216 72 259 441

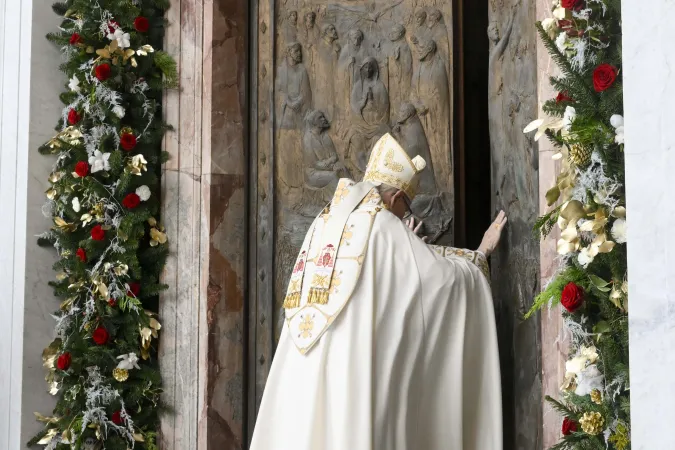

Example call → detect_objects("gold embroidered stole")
428 245 490 281
284 181 382 354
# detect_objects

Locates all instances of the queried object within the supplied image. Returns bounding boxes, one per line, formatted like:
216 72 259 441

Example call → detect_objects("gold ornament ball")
579 411 604 435
590 389 603 405
113 368 129 382
569 145 592 167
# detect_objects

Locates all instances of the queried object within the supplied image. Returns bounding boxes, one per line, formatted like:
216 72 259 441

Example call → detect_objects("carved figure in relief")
426 9 450 73
336 29 366 130
411 10 429 42
300 11 320 67
277 42 312 130
411 39 451 194
314 24 341 117
284 10 298 46
302 110 349 194
386 24 413 114
344 57 390 177
392 102 447 232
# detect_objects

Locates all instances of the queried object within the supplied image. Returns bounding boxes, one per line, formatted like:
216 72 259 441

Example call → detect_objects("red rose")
95 63 112 81
120 133 137 151
76 248 87 262
593 64 618 92
56 352 72 370
562 417 578 435
558 19 573 29
68 109 81 125
111 410 124 425
69 33 81 45
107 20 119 34
92 326 109 345
561 0 584 11
561 282 584 312
91 224 105 241
74 161 89 177
128 282 141 297
108 298 117 307
556 92 573 103
122 193 141 209
134 16 150 32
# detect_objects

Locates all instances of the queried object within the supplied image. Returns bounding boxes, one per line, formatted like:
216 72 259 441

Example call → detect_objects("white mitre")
363 133 427 200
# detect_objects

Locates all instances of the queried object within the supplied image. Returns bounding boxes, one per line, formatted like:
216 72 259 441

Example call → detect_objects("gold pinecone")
113 368 129 382
569 145 592 167
579 411 604 435
590 389 602 405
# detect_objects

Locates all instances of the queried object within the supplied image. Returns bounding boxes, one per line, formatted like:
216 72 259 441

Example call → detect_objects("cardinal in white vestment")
250 133 506 450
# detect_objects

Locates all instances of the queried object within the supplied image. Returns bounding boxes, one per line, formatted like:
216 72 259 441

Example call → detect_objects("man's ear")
391 189 404 205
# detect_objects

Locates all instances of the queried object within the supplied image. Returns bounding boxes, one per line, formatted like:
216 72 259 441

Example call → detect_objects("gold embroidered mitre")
363 133 427 200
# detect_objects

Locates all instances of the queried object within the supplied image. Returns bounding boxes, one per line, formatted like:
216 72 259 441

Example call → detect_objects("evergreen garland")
31 1 176 448
525 0 629 448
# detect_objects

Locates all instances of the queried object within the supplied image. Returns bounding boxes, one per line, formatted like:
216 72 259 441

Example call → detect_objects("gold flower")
590 389 602 405
126 154 148 176
53 217 77 232
150 227 167 247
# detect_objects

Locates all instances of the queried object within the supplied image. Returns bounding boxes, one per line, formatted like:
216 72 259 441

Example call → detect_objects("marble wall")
622 1 675 449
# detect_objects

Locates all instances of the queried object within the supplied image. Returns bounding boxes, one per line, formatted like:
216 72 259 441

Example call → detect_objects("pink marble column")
159 0 248 449
535 0 568 446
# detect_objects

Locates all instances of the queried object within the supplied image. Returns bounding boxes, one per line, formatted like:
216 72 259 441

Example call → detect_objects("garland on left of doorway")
30 1 176 449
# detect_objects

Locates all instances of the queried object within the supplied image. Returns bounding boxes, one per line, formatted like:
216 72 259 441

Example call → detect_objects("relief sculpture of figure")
393 102 448 236
300 11 320 68
302 110 350 199
345 57 391 178
427 9 450 74
314 23 341 117
277 42 312 130
387 24 413 114
336 29 366 130
283 10 298 47
411 39 451 194
411 10 429 43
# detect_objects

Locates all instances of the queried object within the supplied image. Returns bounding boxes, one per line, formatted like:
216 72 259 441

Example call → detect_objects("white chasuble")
250 181 502 450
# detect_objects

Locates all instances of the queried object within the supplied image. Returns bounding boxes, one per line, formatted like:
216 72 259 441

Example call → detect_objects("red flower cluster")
134 16 150 33
92 326 109 345
91 224 105 241
68 108 81 125
128 282 141 298
95 63 111 81
122 193 141 209
69 33 81 45
111 410 124 425
561 0 585 11
107 20 119 34
56 352 72 370
74 161 89 177
562 417 578 435
556 92 573 103
593 64 618 92
76 248 87 263
561 282 584 312
108 298 117 307
120 132 137 151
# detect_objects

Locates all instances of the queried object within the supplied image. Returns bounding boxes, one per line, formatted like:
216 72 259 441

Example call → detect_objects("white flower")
112 105 126 118
542 18 557 35
610 114 624 128
88 150 111 173
116 353 141 370
578 247 594 267
72 197 81 213
611 218 627 244
68 75 80 93
563 106 577 130
575 364 604 396
136 185 151 201
553 7 566 20
113 29 131 49
614 125 625 144
555 32 568 53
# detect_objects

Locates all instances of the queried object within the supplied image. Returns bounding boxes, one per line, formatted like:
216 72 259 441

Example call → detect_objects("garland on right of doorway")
523 0 629 448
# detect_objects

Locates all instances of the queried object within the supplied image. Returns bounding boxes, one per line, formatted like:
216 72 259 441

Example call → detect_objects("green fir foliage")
527 1 629 448
32 0 175 448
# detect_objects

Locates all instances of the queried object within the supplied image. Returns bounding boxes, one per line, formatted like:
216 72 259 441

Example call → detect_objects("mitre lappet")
282 133 426 354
